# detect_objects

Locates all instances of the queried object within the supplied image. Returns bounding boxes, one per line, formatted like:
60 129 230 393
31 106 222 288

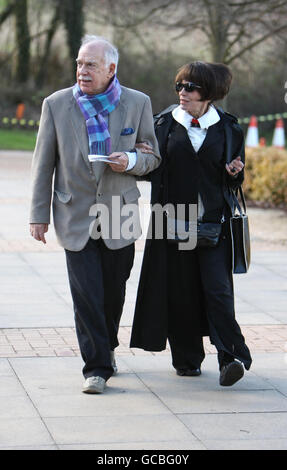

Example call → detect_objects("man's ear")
108 63 116 78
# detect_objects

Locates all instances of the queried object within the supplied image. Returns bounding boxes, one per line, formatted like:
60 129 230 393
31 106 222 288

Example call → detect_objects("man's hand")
30 223 49 244
108 152 129 172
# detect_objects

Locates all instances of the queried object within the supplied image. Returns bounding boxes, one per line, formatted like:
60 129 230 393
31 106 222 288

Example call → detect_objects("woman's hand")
225 156 244 177
135 142 154 154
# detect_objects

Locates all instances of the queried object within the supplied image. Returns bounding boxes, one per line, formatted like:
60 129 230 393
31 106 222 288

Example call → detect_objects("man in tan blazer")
29 35 160 394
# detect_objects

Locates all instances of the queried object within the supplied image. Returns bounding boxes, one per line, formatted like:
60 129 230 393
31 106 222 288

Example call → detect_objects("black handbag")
166 215 222 248
197 221 222 247
224 120 251 274
229 186 251 274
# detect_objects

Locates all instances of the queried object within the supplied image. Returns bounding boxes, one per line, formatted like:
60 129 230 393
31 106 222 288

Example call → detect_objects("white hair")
81 35 119 72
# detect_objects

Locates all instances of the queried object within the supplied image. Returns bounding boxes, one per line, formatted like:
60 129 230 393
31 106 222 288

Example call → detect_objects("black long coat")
130 106 246 353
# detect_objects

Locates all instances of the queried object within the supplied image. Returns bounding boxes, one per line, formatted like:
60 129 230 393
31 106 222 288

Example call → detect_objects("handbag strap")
235 186 247 215
224 120 247 217
231 187 247 216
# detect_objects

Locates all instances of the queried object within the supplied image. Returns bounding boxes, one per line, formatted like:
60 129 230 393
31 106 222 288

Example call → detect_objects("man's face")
76 42 115 95
179 80 210 117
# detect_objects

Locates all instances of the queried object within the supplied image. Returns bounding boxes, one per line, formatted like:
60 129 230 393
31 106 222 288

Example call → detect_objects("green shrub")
244 147 287 207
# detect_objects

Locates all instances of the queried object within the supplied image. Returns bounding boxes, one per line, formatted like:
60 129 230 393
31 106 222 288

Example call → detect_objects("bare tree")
0 0 85 85
62 0 84 78
35 0 62 87
85 0 287 64
151 0 287 64
84 0 177 48
0 0 15 26
14 0 30 83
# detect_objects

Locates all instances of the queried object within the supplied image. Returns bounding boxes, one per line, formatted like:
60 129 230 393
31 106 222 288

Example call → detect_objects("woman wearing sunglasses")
130 61 252 386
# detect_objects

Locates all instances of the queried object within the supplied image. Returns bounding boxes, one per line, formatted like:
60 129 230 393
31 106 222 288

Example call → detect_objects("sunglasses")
175 81 202 93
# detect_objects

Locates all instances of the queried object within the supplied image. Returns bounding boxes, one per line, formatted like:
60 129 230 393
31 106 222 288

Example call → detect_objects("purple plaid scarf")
73 75 122 155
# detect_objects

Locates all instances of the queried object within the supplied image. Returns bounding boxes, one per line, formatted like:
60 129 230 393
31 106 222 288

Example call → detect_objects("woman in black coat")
130 61 252 386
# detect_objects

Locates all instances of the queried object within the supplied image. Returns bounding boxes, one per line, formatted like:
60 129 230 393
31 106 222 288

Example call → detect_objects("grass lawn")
0 128 37 151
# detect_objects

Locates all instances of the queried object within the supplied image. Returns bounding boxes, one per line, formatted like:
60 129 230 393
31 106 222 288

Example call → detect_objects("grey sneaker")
111 351 118 375
82 376 106 394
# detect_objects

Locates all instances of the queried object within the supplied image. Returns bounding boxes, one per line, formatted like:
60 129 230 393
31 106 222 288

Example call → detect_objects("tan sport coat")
29 86 161 251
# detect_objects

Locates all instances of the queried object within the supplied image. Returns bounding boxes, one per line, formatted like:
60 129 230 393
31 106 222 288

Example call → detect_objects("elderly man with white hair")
29 35 160 394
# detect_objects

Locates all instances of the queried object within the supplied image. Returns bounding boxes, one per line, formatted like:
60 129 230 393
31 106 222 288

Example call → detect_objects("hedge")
244 147 287 208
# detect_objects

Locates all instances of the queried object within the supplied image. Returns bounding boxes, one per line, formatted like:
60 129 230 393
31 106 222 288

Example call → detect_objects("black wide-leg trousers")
65 238 134 380
167 224 252 372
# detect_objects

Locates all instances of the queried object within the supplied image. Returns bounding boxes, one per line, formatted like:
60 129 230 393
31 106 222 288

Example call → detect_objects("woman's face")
178 80 210 118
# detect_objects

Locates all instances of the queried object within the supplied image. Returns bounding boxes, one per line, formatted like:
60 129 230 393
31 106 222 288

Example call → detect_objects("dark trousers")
167 225 252 371
65 238 134 380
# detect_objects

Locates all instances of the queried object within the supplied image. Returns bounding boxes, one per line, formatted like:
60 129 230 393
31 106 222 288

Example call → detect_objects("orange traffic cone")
16 103 25 120
246 116 259 147
246 115 259 147
272 119 285 148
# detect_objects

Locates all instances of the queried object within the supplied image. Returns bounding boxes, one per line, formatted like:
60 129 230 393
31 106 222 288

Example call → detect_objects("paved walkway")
0 150 287 451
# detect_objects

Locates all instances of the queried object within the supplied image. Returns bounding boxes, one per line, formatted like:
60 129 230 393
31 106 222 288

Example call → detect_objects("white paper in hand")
88 154 120 164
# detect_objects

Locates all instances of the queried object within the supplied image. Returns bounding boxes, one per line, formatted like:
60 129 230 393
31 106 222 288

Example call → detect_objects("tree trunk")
0 0 16 26
62 0 84 79
35 2 62 88
206 0 228 63
14 0 30 83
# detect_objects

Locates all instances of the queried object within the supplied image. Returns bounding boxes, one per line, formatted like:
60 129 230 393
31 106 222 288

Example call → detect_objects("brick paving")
0 325 286 358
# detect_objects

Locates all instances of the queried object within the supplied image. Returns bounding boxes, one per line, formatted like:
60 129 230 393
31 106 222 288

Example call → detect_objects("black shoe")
176 368 201 377
219 361 244 386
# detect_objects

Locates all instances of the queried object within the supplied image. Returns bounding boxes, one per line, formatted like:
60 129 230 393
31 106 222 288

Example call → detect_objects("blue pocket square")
121 127 134 136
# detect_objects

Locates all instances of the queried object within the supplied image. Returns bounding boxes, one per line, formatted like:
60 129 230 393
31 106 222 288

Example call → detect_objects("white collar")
172 104 220 130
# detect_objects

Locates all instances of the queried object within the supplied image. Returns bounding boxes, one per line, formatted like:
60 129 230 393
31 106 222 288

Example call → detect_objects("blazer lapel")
109 98 127 152
69 97 90 170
